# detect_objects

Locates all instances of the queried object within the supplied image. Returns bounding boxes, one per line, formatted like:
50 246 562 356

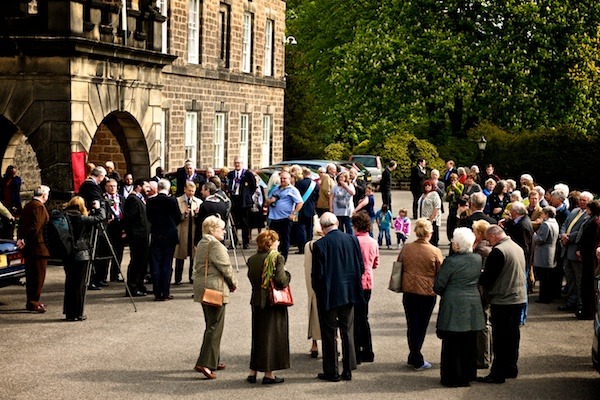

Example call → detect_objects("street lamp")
477 135 487 164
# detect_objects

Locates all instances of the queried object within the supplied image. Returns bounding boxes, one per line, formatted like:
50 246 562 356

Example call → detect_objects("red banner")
71 151 87 193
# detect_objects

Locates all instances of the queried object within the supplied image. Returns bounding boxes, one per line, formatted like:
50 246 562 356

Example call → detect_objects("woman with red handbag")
246 230 291 384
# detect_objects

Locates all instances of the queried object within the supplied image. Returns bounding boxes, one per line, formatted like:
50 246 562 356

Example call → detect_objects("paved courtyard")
1 190 599 399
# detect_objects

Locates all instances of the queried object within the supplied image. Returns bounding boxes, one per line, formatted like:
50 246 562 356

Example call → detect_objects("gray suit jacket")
532 218 559 268
559 208 588 260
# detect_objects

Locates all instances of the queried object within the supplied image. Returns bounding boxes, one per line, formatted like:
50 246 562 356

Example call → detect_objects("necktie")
566 210 584 235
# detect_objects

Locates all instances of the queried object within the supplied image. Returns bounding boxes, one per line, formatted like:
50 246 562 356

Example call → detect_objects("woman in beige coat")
397 218 443 370
192 216 238 379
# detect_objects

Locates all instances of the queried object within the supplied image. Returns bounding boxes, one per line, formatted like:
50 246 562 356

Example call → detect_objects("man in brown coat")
17 185 50 313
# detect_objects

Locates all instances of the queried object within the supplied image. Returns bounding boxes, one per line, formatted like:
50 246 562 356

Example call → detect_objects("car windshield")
351 156 376 168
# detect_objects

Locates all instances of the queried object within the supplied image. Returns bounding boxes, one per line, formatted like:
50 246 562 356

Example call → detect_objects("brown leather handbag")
201 242 224 307
269 278 293 306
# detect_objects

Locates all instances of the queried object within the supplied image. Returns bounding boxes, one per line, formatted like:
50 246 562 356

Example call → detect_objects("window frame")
214 112 226 168
242 12 254 73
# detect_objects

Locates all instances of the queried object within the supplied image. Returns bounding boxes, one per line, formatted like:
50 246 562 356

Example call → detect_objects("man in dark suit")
349 167 366 208
442 160 457 187
227 156 256 249
295 168 319 254
312 212 365 382
380 160 397 211
78 166 109 290
502 201 534 263
195 182 229 244
410 158 427 219
103 178 125 282
78 166 106 210
176 160 204 197
460 192 497 229
16 185 50 313
122 179 151 297
146 179 181 301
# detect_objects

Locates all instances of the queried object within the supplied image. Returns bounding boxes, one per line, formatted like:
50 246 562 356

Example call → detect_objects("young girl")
375 204 393 249
393 208 411 249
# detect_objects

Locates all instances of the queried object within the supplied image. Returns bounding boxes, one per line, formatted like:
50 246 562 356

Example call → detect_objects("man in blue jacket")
312 212 364 382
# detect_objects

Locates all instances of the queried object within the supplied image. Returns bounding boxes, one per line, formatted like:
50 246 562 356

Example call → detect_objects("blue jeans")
378 228 391 246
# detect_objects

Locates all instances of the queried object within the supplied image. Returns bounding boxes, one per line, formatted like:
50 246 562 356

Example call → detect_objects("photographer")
62 196 106 321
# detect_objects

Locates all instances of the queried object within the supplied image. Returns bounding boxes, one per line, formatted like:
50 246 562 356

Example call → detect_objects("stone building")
0 0 286 201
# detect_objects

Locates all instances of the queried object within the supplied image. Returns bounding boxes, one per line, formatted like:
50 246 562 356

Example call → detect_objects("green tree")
289 0 600 145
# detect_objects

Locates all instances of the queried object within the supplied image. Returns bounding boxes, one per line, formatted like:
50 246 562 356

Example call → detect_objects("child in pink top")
393 208 411 249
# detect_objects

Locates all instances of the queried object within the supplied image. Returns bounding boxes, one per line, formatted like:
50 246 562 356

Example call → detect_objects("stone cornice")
0 36 177 67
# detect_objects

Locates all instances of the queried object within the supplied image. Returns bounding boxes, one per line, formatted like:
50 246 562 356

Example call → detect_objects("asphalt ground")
1 190 599 399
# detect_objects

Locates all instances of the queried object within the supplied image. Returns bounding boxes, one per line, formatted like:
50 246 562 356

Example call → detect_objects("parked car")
593 275 600 374
0 239 25 288
339 160 372 184
349 155 383 184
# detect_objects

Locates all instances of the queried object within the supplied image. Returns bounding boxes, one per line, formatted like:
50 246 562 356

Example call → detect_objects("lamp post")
477 135 487 165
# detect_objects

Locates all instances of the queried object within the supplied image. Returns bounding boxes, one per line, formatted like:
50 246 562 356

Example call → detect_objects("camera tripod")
226 212 247 272
83 221 137 315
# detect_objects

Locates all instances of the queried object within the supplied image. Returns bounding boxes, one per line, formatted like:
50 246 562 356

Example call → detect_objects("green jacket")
193 235 238 304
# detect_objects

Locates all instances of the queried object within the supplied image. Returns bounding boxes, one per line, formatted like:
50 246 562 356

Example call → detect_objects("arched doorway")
88 111 150 181
0 115 42 201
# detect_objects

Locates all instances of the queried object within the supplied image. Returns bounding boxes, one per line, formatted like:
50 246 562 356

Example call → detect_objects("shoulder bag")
201 242 224 307
388 259 403 293
269 278 293 306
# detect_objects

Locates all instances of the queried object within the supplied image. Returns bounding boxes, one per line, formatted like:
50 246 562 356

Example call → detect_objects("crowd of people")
7 155 600 387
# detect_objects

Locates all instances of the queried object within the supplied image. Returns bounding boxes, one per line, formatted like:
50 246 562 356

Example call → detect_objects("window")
157 0 168 54
264 19 274 76
239 114 250 166
214 113 226 168
218 3 231 68
242 12 254 73
261 115 271 167
188 0 200 63
185 111 198 164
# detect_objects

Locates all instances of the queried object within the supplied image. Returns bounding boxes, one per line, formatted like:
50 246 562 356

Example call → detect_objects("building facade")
0 0 286 200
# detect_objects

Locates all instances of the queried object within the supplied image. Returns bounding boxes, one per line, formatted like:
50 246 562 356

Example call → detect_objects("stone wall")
161 0 286 171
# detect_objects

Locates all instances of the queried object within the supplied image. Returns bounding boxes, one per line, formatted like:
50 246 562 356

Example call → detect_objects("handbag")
388 260 403 293
201 242 224 307
269 278 293 306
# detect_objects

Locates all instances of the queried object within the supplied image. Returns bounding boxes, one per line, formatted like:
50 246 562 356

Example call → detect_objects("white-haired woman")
434 227 485 387
192 216 238 379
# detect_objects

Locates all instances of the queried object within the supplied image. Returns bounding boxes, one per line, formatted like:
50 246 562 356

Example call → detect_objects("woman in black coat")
246 230 290 384
62 196 106 321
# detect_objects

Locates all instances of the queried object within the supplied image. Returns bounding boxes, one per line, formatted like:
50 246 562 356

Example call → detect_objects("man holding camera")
266 171 303 261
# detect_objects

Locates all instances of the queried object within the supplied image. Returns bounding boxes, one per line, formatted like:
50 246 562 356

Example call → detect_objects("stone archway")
0 115 42 200
88 111 150 181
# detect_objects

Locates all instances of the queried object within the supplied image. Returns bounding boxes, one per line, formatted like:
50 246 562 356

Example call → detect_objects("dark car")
0 239 25 288
593 275 600 373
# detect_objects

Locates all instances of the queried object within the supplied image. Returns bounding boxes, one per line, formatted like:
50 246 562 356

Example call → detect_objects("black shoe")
477 375 505 384
97 280 109 287
317 373 340 382
262 376 284 384
341 371 352 381
310 350 318 358
130 290 147 297
243 244 250 249
88 284 101 291
558 304 576 311
174 281 182 286
246 375 257 384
